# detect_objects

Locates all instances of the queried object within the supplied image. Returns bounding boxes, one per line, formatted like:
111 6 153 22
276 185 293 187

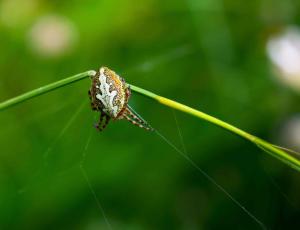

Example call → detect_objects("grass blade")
1 73 299 171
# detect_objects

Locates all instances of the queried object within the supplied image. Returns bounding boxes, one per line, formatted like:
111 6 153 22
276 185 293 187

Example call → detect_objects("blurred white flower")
267 26 300 92
28 15 78 58
280 115 300 152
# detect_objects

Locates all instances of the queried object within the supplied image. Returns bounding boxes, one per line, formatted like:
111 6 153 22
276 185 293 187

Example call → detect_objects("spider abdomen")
92 67 129 118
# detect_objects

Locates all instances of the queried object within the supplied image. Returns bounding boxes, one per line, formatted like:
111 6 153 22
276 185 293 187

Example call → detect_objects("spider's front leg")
122 106 154 131
95 110 111 131
88 90 98 111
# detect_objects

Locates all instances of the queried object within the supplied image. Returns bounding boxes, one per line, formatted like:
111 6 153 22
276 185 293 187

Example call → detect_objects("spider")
89 67 153 131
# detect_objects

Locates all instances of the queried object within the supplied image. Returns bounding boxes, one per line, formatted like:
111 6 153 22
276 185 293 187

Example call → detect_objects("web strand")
262 167 297 210
43 100 86 166
79 127 112 230
127 45 193 74
153 113 267 230
18 100 86 194
172 110 188 155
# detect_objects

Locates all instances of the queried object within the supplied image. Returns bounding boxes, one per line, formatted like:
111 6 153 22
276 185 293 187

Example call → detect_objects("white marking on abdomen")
95 68 119 117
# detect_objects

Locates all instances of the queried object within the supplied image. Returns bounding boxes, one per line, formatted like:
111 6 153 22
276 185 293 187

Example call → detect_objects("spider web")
157 111 267 229
79 127 113 230
5 45 296 229
8 46 193 229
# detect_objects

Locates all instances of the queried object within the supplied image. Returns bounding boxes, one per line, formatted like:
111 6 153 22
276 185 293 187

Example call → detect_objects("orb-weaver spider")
89 67 153 131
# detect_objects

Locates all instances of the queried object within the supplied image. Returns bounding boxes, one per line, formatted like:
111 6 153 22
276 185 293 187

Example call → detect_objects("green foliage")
1 0 300 229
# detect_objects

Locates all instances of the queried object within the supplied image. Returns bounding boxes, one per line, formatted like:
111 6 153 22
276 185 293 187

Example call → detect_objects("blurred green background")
1 0 300 229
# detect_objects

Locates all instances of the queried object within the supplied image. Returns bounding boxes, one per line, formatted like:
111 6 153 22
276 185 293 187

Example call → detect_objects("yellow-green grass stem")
130 85 300 171
0 71 299 171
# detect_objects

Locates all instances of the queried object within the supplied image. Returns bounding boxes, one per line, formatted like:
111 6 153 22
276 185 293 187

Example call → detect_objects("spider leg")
88 90 98 111
123 106 153 131
101 114 111 131
95 110 111 131
94 110 103 130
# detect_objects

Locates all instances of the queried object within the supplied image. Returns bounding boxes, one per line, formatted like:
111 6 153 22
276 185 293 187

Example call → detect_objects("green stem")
130 84 300 171
0 70 95 110
1 71 299 171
